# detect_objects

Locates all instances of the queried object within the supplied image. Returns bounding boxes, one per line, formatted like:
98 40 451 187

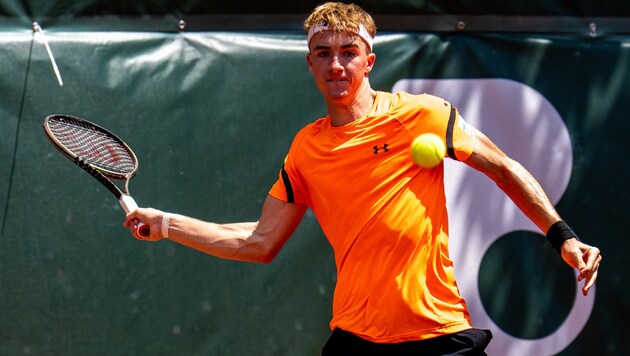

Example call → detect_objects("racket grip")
119 195 150 238
137 222 150 238
119 195 139 213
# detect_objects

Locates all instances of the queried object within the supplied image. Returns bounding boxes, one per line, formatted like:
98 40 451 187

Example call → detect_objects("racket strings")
48 119 136 175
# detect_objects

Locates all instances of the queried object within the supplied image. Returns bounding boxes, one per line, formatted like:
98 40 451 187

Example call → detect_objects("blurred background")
1 1 628 355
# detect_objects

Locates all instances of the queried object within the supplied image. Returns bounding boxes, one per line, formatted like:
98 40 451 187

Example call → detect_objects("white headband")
307 23 374 51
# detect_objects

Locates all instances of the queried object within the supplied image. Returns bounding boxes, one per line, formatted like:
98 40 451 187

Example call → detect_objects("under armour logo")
373 144 389 154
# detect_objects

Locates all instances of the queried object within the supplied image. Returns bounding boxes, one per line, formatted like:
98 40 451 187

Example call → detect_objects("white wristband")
161 213 172 239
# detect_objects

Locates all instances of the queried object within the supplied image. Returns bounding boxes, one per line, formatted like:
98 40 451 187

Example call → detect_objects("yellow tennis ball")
411 133 446 168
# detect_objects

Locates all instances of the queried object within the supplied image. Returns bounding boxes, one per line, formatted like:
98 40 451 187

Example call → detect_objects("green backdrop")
1 1 628 355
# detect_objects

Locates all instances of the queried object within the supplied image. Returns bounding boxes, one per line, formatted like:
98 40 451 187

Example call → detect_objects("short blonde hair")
304 2 377 41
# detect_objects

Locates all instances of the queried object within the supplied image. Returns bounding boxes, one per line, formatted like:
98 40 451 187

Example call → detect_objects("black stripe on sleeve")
446 105 458 161
280 164 295 203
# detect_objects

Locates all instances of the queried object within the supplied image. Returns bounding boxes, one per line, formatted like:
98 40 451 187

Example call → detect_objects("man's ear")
365 52 376 74
306 53 314 73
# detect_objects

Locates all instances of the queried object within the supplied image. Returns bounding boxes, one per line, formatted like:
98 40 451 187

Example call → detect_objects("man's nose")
329 56 343 72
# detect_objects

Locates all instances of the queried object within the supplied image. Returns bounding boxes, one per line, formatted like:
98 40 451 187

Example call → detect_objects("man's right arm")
124 195 307 264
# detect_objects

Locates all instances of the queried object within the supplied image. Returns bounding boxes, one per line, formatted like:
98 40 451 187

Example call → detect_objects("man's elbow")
258 252 277 264
247 238 282 264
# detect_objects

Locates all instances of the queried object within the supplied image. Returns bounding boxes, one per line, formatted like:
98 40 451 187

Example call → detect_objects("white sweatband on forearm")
161 213 172 239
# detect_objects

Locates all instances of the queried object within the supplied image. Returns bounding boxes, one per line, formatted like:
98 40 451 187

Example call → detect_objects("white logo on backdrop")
392 79 595 356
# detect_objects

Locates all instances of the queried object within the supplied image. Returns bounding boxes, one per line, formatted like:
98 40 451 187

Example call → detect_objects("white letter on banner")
392 78 595 356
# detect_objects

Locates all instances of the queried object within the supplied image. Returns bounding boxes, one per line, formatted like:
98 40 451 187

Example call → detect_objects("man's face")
306 31 375 104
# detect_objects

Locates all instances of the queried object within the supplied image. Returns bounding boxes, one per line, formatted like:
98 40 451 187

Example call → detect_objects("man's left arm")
463 128 602 296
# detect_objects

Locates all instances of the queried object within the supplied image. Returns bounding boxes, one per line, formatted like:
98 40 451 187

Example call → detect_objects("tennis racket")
43 114 150 237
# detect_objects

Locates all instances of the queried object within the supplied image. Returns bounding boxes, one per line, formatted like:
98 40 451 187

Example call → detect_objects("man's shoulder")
288 116 328 148
380 91 451 119
299 116 327 135
389 91 449 108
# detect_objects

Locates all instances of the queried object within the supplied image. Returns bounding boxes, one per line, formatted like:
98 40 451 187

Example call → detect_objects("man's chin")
325 90 350 101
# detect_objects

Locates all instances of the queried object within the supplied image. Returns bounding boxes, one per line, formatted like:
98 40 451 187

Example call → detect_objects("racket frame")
43 114 146 230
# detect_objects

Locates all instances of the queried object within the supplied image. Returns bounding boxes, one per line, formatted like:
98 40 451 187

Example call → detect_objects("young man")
124 3 602 355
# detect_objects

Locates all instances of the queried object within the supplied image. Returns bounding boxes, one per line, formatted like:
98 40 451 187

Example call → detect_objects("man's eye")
317 51 330 57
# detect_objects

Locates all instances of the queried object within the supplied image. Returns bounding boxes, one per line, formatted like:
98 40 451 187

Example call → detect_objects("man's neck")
326 83 376 127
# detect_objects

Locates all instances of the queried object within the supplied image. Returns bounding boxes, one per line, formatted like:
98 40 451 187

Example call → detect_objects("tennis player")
124 3 602 355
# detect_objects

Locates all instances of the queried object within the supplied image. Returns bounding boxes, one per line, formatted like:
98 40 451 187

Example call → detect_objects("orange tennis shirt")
269 91 476 343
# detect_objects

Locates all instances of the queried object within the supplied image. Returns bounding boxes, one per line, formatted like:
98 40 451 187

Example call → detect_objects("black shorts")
321 328 493 356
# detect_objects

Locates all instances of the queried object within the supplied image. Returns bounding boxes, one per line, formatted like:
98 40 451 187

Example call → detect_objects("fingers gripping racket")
43 114 150 237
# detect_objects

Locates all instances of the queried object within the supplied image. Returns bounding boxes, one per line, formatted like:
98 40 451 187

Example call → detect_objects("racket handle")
119 195 138 213
119 195 150 238
137 222 150 237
